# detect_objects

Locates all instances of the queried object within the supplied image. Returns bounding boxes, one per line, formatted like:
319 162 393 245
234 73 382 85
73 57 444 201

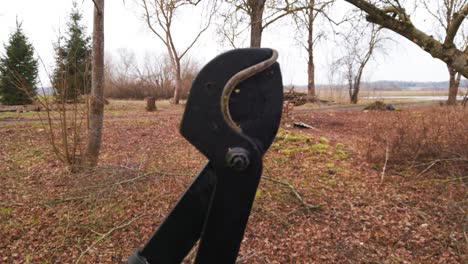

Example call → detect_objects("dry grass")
1 103 466 263
365 106 468 178
105 99 180 111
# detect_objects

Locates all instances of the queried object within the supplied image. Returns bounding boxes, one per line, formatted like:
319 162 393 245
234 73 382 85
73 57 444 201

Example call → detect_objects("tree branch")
179 0 216 59
445 3 468 46
75 214 144 264
344 0 468 78
262 176 323 211
141 0 168 46
263 6 308 29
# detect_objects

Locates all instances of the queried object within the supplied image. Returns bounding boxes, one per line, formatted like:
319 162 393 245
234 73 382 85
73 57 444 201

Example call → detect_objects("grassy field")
0 100 466 263
313 89 457 104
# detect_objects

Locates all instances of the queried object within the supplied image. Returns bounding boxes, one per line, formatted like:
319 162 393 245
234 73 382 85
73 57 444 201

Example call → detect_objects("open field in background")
360 90 449 97
1 89 464 119
0 100 181 120
0 100 467 263
313 89 464 104
105 99 181 111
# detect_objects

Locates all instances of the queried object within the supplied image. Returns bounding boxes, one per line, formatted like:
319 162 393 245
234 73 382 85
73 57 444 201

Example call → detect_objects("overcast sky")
0 0 462 87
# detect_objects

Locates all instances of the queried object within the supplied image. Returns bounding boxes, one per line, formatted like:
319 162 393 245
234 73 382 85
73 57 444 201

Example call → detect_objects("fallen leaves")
0 106 466 263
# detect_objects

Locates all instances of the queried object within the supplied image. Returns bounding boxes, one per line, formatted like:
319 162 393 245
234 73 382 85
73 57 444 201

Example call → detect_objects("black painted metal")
139 163 216 263
128 48 283 264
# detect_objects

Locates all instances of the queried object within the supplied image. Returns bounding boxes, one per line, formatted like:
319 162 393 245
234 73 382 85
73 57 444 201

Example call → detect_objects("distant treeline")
41 79 468 97
286 79 468 92
366 80 468 90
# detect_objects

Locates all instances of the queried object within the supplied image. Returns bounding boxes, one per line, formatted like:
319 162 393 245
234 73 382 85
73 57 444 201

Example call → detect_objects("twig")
236 250 258 263
417 176 468 185
5 166 195 208
1 195 92 207
411 158 467 168
415 159 439 177
262 176 323 211
380 143 389 184
120 165 193 177
77 166 193 191
255 206 290 227
75 214 144 264
77 170 152 191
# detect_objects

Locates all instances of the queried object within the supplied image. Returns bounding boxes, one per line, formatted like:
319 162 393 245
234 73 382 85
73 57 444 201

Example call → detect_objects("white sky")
0 0 462 87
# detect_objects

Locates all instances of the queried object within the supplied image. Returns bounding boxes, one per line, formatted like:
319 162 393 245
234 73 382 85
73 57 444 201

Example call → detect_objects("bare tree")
141 54 175 98
85 0 105 167
343 0 468 79
293 0 333 100
105 51 143 98
423 0 467 104
104 50 197 100
462 82 468 106
216 6 246 48
138 0 215 104
32 30 89 172
335 23 385 104
222 0 309 47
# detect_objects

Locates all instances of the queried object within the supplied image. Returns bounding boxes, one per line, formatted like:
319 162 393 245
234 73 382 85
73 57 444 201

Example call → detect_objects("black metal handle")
127 48 283 264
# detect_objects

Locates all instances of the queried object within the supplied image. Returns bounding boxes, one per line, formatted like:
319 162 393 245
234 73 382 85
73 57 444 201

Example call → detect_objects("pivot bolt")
226 147 250 171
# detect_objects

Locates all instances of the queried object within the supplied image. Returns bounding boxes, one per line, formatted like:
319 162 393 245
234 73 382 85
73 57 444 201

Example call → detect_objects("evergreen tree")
53 2 91 101
0 21 38 105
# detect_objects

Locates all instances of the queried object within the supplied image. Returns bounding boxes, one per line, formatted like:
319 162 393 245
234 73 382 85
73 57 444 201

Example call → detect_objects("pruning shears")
128 48 283 264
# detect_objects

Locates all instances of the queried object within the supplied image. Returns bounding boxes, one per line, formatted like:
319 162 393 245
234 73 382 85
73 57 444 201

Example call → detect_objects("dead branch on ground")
75 214 144 264
381 143 389 183
262 176 323 212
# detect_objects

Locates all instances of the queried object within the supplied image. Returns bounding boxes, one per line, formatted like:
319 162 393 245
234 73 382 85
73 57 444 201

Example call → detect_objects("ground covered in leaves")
0 103 466 263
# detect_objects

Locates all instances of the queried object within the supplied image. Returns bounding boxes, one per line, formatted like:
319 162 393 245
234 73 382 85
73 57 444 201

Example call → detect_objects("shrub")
103 51 198 100
366 106 468 178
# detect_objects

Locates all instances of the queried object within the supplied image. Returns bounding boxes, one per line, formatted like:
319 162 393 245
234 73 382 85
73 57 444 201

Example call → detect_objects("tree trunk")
307 0 316 100
447 65 460 105
146 96 157 111
350 88 359 104
85 0 105 167
307 55 316 100
350 82 359 104
173 61 182 104
249 0 266 48
165 35 182 105
351 72 364 104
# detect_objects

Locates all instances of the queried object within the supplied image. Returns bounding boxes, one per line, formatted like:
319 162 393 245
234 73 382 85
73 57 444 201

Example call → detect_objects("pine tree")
0 21 38 105
53 2 91 101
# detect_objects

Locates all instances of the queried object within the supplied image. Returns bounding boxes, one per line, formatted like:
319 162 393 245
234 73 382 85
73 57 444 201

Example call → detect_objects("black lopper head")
180 48 283 163
128 48 283 264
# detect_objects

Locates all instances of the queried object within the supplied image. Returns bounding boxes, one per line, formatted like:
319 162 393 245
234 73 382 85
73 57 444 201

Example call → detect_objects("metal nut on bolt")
226 147 250 171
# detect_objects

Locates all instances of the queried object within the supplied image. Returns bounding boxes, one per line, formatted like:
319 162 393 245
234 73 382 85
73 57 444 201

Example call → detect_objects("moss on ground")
274 130 349 160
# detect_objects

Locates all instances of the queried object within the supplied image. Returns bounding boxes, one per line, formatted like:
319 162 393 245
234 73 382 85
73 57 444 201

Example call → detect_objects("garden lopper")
128 48 283 264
